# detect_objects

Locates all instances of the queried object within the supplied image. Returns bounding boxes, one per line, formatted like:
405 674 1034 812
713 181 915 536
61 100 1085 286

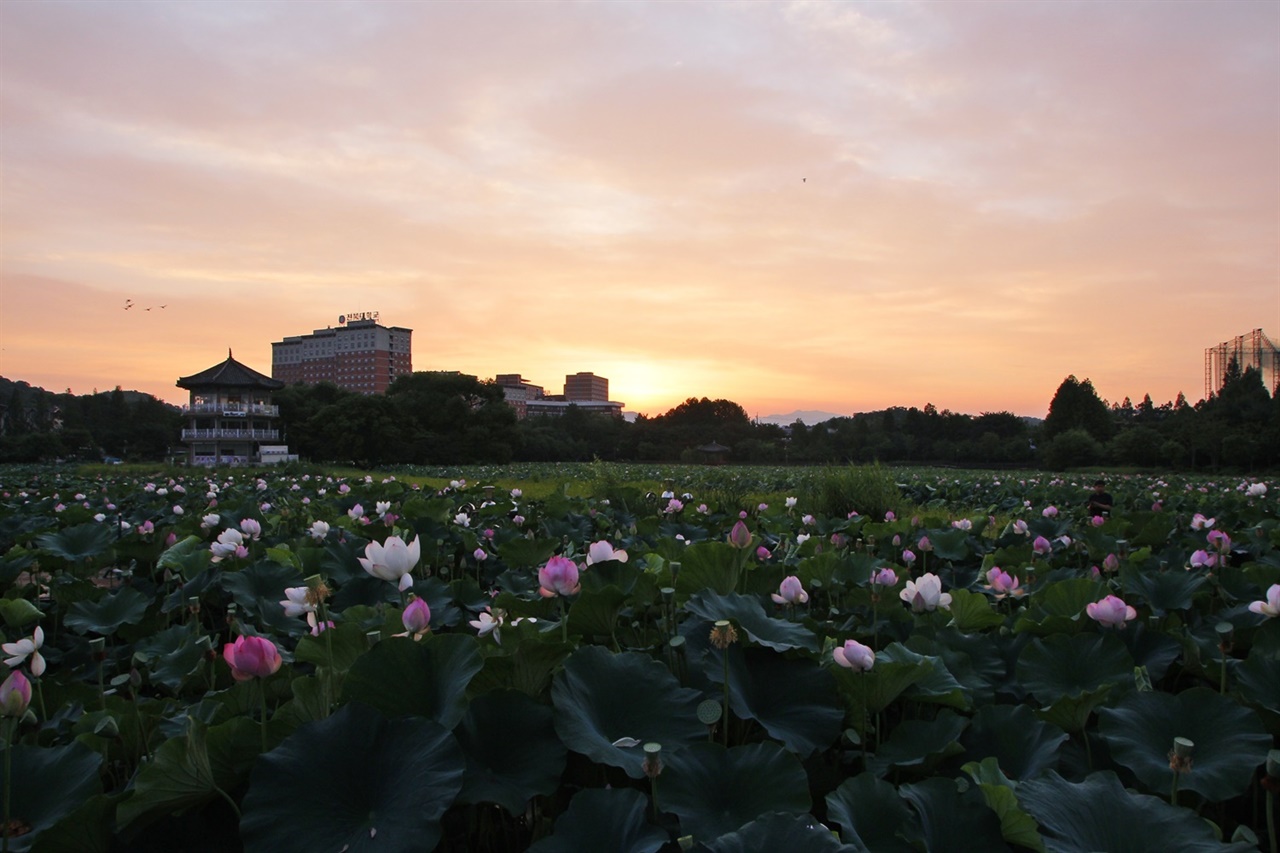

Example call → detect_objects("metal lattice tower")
1204 329 1280 398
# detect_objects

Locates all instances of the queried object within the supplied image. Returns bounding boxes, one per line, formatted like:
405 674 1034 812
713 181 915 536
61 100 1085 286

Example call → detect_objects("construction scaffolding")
1204 328 1280 398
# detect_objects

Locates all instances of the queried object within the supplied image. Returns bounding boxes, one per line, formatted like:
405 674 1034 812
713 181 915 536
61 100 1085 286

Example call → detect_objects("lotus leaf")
240 702 464 852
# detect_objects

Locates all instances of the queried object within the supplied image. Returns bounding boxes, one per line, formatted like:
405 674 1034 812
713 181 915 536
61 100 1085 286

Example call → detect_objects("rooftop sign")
338 312 379 324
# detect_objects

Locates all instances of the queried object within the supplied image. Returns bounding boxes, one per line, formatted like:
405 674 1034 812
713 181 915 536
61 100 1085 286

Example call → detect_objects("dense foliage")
0 463 1276 851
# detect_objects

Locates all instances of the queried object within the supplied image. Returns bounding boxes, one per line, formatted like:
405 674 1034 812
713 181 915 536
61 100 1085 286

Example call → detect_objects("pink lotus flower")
771 576 809 605
728 521 752 549
1042 506 1058 518
0 670 31 717
2 626 45 677
1207 530 1231 552
1032 536 1052 556
240 518 262 540
210 528 247 562
900 573 952 612
755 545 772 561
983 567 1022 599
223 635 282 681
473 548 488 562
138 520 155 536
401 597 432 634
1086 595 1137 629
359 535 421 591
586 541 628 565
1102 553 1120 573
832 640 875 672
873 567 898 587
665 499 684 514
917 536 932 552
538 555 580 598
1189 550 1216 569
1091 516 1105 527
884 511 895 522
1012 520 1029 536
1248 584 1280 618
1191 513 1214 531
901 549 916 566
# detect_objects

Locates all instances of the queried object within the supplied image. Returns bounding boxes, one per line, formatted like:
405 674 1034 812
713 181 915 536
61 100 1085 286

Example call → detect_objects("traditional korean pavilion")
177 351 289 466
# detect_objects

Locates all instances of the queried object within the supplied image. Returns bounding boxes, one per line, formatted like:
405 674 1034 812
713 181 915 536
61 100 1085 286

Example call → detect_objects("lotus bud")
0 670 31 718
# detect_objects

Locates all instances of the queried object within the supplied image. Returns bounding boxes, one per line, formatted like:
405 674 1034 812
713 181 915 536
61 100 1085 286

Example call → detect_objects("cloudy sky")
2 1 1277 417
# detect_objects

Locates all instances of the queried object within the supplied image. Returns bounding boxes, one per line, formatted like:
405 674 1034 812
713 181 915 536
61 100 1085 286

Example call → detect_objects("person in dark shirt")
1086 480 1113 515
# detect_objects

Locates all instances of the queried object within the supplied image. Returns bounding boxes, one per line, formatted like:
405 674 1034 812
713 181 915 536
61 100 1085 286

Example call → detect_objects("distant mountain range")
754 410 845 426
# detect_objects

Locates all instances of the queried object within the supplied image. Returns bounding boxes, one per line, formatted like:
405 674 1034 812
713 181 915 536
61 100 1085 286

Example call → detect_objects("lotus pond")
0 464 1277 852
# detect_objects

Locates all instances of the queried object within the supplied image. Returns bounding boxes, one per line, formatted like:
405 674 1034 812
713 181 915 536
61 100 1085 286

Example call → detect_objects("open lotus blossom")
1189 550 1216 569
222 635 282 681
832 640 875 672
1246 483 1267 498
1012 519 1029 536
1191 513 1215 530
240 518 262 540
201 513 220 529
665 498 684 514
348 504 365 521
1206 530 1231 552
359 535 421 591
309 520 330 541
586 541 628 565
279 587 314 618
983 567 1023 599
401 597 432 635
1248 584 1280 618
1032 536 1052 556
469 607 504 643
728 521 752 549
454 512 470 527
900 573 952 612
796 533 810 545
785 496 798 509
1042 506 1058 518
210 528 247 562
2 625 45 677
1086 595 1137 629
1091 516 1106 527
0 670 32 718
772 576 809 605
137 520 155 536
952 518 972 530
538 555 581 597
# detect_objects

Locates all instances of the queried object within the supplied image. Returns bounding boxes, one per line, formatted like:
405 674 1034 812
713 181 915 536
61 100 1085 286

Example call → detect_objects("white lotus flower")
2 626 45 677
358 535 421 591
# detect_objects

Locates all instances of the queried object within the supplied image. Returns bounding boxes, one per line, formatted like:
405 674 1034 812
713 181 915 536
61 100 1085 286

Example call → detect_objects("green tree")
1043 376 1113 442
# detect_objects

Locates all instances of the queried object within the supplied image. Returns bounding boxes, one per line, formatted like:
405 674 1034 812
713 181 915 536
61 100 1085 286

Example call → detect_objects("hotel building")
271 316 412 394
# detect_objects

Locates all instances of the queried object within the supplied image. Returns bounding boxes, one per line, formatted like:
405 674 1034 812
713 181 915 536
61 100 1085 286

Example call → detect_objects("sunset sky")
2 1 1277 418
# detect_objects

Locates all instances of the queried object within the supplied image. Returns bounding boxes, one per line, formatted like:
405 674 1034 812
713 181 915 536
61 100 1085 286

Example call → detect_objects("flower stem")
3 718 12 853
1266 785 1276 853
259 680 269 754
560 598 568 644
1169 769 1179 806
721 648 730 747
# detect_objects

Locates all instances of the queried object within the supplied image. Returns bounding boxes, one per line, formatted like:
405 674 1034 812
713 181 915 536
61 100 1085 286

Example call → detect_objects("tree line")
1 364 1277 471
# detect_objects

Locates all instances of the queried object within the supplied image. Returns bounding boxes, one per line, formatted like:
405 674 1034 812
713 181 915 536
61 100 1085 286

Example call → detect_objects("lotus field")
1 464 1278 852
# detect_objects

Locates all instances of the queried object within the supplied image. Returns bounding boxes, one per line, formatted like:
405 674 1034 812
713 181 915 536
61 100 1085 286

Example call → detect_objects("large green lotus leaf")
470 632 571 700
962 758 1046 853
927 528 971 561
921 629 1020 704
156 535 212 579
865 710 969 778
703 645 842 756
824 772 918 853
1016 632 1132 704
684 590 819 653
946 589 1005 632
240 702 464 853
1115 621 1182 683
116 716 259 832
1235 645 1280 729
293 621 371 673
341 634 483 728
24 792 114 853
1034 685 1111 734
831 642 934 719
1097 687 1271 802
1013 578 1098 636
36 522 115 562
1119 563 1207 615
698 812 858 853
219 562 304 626
0 597 41 629
132 623 209 692
0 741 102 852
551 646 705 779
527 788 667 853
1017 771 1256 853
454 689 566 814
64 587 151 636
496 537 559 572
901 647 971 710
961 704 1067 780
656 741 810 841
898 777 1010 853
567 584 627 641
674 542 742 596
